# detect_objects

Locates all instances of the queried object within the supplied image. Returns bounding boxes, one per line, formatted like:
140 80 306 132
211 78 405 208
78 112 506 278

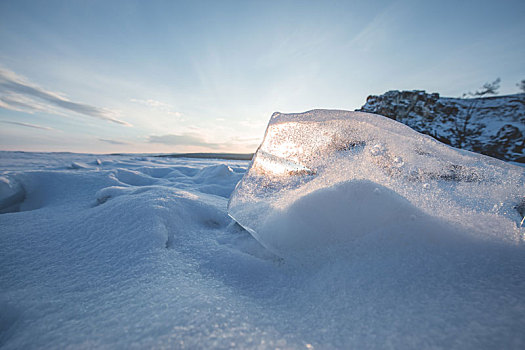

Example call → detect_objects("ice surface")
1 148 525 349
228 110 525 259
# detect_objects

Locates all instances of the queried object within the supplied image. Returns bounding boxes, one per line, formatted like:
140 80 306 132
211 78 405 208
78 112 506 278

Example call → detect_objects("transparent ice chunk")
228 110 525 258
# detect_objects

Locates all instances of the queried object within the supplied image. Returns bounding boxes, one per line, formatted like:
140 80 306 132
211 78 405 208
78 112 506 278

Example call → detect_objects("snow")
256 179 446 262
0 176 25 214
1 112 525 350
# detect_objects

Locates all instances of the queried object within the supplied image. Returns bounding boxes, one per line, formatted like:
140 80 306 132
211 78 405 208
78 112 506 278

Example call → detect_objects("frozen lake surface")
1 150 524 349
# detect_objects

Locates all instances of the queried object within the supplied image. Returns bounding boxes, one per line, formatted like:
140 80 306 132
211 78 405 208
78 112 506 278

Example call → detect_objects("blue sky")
1 0 524 153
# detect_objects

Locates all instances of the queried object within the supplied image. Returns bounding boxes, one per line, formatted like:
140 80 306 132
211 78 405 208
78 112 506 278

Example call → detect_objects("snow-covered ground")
1 150 525 349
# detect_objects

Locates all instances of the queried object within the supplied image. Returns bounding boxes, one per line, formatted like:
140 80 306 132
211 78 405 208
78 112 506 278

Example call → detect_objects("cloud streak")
130 98 182 117
147 132 260 152
0 68 132 126
98 138 130 145
0 120 55 130
148 133 222 148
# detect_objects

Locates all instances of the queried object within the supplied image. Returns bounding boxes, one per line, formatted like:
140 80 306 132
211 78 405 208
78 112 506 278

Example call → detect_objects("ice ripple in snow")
0 176 25 214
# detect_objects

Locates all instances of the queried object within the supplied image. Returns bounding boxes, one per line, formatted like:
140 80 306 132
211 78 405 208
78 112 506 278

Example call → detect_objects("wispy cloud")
98 138 130 145
348 1 406 52
0 68 132 126
147 132 260 152
148 133 221 148
0 120 55 130
130 98 182 117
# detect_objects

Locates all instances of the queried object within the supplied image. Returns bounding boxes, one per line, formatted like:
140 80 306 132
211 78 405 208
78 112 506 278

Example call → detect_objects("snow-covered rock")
359 91 525 162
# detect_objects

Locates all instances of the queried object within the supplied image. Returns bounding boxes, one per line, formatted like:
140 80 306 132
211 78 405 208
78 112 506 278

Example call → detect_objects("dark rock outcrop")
358 90 525 163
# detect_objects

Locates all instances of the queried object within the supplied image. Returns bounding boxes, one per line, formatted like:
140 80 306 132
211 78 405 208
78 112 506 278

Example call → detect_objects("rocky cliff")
358 91 525 163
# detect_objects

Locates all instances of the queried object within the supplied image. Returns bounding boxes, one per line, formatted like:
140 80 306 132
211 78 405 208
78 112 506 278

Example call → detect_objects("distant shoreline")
0 150 254 161
153 152 254 161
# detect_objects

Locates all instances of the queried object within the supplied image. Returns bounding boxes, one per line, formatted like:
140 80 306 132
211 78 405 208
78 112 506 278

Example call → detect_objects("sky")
0 0 524 154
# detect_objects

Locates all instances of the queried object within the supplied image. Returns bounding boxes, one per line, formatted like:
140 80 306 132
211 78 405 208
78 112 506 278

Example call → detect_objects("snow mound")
259 179 441 260
228 110 525 259
69 161 90 169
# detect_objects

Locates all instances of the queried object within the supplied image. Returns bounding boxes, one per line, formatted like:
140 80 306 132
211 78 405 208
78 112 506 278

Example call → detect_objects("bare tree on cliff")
454 78 500 149
467 78 501 97
518 79 525 93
